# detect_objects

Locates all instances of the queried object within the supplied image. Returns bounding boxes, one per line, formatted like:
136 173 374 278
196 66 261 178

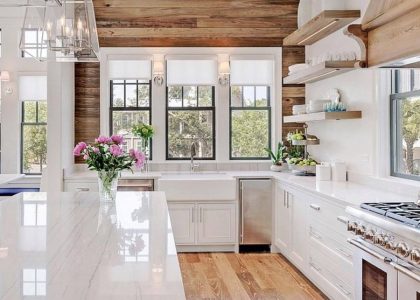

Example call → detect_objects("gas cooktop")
361 202 420 228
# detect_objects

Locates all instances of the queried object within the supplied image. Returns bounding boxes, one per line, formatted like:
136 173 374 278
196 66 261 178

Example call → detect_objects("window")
110 80 152 152
21 101 47 174
22 269 46 296
230 86 271 159
391 69 420 180
167 85 215 159
21 28 47 59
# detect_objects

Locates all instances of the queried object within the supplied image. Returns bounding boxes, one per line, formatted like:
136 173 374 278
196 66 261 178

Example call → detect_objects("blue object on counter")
0 188 40 196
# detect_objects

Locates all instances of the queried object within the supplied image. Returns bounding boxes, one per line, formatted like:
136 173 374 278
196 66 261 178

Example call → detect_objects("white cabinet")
168 203 195 245
274 182 308 270
168 201 237 247
289 191 308 270
274 185 290 253
197 203 236 244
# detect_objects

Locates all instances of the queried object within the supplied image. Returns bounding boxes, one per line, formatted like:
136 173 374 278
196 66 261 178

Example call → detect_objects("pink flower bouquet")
73 135 145 201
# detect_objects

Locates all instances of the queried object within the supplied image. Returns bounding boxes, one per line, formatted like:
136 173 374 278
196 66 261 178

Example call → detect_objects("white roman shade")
230 59 274 85
167 59 217 85
19 75 47 100
108 60 152 80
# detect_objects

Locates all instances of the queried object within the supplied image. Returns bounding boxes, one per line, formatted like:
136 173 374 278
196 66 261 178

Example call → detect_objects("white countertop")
0 174 25 185
0 192 186 300
65 169 415 207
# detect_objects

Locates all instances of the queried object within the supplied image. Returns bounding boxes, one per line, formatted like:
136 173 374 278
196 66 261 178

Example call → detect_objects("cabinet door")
275 184 291 254
289 192 308 270
167 203 195 245
197 203 236 244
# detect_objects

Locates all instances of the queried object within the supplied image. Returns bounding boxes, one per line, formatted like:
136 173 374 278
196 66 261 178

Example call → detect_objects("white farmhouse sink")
158 173 236 201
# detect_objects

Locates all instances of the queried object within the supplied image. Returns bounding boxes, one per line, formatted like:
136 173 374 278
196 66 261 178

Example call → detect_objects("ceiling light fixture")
20 0 100 62
0 0 61 8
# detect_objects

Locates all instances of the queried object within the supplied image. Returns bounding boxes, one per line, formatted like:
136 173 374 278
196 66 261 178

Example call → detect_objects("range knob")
374 234 386 246
347 221 358 233
356 225 366 236
364 229 376 242
410 248 420 264
396 242 410 257
384 239 397 250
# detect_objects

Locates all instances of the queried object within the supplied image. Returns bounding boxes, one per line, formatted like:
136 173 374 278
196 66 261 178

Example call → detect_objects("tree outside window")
21 101 47 174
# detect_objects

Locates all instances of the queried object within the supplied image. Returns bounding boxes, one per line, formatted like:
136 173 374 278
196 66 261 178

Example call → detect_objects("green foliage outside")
22 101 47 174
401 97 420 175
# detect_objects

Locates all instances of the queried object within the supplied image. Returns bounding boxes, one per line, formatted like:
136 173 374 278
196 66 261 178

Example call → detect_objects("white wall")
99 47 282 164
0 11 47 174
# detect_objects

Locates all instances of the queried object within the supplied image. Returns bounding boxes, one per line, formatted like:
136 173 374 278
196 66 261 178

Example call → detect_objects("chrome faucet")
190 142 200 172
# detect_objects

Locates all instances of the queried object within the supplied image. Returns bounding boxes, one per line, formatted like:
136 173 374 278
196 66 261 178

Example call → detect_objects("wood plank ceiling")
93 0 299 47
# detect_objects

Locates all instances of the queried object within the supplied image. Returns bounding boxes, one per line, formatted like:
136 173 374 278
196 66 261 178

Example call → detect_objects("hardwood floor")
178 253 327 300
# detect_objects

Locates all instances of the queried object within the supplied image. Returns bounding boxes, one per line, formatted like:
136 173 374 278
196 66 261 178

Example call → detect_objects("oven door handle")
390 262 420 282
348 238 392 263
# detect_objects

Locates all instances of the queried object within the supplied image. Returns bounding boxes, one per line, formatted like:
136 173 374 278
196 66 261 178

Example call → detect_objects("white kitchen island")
0 191 186 300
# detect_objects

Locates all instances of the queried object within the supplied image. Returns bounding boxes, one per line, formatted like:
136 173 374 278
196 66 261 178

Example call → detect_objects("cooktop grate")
361 202 420 228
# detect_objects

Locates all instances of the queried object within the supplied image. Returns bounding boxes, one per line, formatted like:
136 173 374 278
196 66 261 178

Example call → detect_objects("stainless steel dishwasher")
239 178 272 246
117 179 154 191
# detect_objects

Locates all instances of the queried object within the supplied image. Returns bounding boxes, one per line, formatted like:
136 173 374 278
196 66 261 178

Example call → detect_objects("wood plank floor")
178 253 327 300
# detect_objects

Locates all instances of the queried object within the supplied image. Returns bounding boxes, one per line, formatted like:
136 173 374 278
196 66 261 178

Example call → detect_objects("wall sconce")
0 71 13 94
153 61 164 86
218 61 230 86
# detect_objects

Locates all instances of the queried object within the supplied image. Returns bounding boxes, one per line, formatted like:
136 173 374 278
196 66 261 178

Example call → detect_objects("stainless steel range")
346 202 420 300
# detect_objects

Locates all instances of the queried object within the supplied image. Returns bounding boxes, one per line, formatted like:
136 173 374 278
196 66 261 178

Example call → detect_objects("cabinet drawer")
308 197 349 235
309 245 354 300
309 237 354 289
309 221 353 263
64 182 98 192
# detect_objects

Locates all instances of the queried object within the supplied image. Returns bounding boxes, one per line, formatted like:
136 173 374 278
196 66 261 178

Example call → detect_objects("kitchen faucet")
190 142 200 172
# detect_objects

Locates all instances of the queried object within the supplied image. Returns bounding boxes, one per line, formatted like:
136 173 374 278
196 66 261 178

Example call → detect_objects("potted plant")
73 135 145 202
265 142 287 172
132 123 154 172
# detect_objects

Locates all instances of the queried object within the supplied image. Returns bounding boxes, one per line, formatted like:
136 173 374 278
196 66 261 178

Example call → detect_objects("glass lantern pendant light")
20 0 100 62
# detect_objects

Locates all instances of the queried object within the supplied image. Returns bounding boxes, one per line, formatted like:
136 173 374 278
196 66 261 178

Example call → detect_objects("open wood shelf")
284 111 362 123
283 60 365 84
283 10 361 46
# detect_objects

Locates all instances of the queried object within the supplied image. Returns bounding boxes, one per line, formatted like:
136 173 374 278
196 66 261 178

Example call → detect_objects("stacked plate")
292 104 307 115
306 100 331 113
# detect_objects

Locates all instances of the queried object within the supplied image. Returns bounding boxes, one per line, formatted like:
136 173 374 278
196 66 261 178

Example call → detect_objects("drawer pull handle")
76 188 89 192
309 262 321 272
310 204 320 211
335 247 352 258
335 283 351 296
337 216 349 224
309 227 322 240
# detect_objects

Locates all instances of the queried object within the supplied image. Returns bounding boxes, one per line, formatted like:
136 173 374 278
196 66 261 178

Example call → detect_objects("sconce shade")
0 71 10 82
153 61 164 74
219 61 230 74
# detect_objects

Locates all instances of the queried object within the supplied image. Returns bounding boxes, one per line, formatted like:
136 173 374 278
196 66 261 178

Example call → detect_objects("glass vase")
141 138 150 172
97 170 119 202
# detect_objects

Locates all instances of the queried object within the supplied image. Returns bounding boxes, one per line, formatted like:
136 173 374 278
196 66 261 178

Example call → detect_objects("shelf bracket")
344 24 368 66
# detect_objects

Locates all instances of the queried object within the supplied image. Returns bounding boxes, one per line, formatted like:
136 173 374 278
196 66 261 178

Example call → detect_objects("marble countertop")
0 174 25 185
0 192 186 300
64 169 415 207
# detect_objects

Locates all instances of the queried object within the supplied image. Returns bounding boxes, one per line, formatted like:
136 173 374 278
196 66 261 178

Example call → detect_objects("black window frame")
166 85 216 160
229 85 271 160
109 79 153 159
21 100 47 175
390 69 420 181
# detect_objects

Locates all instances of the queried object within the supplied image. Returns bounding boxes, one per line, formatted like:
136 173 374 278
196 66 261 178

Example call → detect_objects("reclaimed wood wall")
93 0 299 47
74 0 304 159
282 46 306 139
74 63 100 163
